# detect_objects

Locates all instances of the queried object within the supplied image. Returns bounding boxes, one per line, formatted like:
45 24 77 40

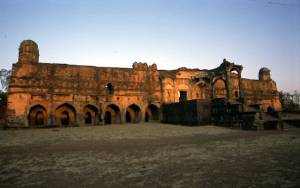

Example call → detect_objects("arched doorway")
145 112 149 122
104 104 121 124
192 84 201 99
35 111 44 125
85 112 92 124
83 104 98 125
231 69 240 99
55 103 76 127
192 81 209 100
213 79 227 99
125 104 141 123
61 111 70 126
145 104 160 122
105 111 112 124
126 111 131 123
28 104 47 126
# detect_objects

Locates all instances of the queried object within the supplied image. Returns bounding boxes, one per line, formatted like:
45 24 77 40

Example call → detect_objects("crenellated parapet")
132 62 157 72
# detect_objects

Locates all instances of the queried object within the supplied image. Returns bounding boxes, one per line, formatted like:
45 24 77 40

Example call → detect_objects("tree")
0 69 11 92
0 69 11 105
279 90 300 111
293 90 300 107
0 92 7 105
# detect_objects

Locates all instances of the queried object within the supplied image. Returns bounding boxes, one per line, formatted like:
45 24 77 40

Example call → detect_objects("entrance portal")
125 104 141 123
105 111 112 124
55 103 76 127
28 104 47 127
35 111 44 125
126 111 131 123
145 104 160 122
85 112 92 124
61 111 70 126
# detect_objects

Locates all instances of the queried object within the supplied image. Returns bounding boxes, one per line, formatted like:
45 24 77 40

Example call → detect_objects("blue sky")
0 0 299 92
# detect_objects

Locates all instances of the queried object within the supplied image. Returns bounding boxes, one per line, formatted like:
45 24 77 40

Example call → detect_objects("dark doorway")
105 111 112 124
28 105 47 126
267 106 274 114
35 111 44 125
126 111 131 123
179 91 187 102
85 112 92 124
125 104 141 123
145 104 160 122
61 111 70 126
145 112 149 122
106 83 113 95
235 91 239 98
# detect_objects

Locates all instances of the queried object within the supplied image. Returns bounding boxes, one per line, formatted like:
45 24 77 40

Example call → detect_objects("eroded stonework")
6 40 281 127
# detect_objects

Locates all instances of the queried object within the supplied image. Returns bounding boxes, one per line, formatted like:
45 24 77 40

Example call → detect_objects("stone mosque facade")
6 40 281 127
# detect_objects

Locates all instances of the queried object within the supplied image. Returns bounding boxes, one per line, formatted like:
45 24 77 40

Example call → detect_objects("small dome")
259 67 270 73
20 40 38 47
18 39 39 64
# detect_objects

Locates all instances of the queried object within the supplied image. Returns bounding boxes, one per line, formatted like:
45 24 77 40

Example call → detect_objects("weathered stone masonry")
6 40 281 127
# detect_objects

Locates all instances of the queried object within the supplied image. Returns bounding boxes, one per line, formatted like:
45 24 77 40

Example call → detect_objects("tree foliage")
279 90 300 111
0 69 11 105
0 92 7 105
0 69 11 92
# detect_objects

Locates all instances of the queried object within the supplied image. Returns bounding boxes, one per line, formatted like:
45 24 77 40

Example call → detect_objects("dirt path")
0 123 300 187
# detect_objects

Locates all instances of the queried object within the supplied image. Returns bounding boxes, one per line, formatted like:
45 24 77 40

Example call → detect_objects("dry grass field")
0 123 300 188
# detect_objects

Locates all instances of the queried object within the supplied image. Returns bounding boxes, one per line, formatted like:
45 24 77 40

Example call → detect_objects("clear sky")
0 0 299 92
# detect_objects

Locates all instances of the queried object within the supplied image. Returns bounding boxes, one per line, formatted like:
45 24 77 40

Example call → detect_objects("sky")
0 0 299 92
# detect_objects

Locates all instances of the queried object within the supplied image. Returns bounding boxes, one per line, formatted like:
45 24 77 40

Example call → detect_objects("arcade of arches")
27 103 160 127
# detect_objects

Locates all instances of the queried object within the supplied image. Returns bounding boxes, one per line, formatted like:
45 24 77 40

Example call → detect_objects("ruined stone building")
6 40 281 127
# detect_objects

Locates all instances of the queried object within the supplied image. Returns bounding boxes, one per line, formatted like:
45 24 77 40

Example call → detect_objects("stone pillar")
238 71 243 98
50 94 55 127
210 78 214 99
226 71 232 100
141 109 145 123
120 109 125 124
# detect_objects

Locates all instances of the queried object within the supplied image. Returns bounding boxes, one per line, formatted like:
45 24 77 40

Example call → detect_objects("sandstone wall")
6 40 282 127
241 78 281 111
7 62 161 127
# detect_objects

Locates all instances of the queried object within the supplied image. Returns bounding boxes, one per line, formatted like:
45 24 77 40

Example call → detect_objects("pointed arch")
213 79 227 99
104 104 121 124
55 103 76 127
145 104 160 122
125 104 142 123
83 104 98 125
28 104 47 127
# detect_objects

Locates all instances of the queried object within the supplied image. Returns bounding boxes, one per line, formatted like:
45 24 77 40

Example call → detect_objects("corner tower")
18 40 39 64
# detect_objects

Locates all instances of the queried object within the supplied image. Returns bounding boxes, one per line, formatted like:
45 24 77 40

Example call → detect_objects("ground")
0 123 300 188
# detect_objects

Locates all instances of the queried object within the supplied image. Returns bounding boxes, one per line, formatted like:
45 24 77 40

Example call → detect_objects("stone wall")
161 100 211 125
7 61 161 127
241 78 281 112
6 40 282 127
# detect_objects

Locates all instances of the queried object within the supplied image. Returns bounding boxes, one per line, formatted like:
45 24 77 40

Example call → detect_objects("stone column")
226 71 232 100
238 71 243 99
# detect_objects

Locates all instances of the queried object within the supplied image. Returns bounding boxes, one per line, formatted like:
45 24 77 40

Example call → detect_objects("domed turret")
18 40 39 64
259 67 271 81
